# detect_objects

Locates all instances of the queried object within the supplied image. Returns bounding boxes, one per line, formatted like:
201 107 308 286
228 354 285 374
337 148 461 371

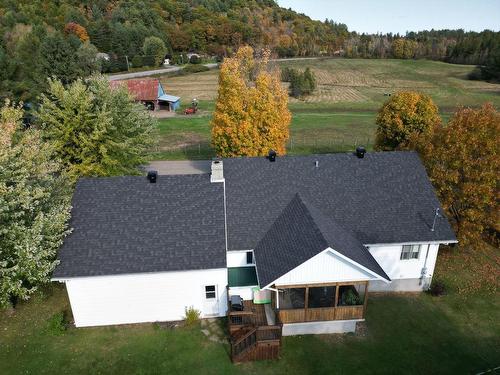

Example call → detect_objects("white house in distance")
52 150 456 362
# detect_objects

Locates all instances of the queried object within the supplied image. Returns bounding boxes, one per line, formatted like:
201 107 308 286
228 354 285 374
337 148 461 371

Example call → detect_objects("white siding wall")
228 286 255 301
272 248 375 287
227 250 253 267
64 268 228 327
368 244 440 281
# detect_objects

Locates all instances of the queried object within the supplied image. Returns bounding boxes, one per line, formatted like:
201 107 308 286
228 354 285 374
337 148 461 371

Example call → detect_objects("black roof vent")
268 150 277 162
147 170 158 183
355 146 366 159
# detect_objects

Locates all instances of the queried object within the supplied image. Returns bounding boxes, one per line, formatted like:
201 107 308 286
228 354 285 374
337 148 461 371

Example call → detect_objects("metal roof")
110 79 160 101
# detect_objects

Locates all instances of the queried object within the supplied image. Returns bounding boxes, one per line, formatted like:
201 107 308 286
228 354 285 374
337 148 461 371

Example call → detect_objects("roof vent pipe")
147 170 158 183
355 146 366 159
315 160 319 168
268 150 277 162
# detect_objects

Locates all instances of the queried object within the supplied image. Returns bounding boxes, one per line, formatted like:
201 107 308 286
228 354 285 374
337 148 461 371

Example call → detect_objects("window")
246 251 253 264
400 245 421 260
337 285 365 306
205 285 216 299
308 286 336 308
279 288 306 310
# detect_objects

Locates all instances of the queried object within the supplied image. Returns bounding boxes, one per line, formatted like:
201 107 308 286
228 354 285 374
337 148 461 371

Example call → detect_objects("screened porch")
272 281 369 323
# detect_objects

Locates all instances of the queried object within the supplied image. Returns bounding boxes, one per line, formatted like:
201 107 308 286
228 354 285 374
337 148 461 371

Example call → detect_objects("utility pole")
125 55 130 71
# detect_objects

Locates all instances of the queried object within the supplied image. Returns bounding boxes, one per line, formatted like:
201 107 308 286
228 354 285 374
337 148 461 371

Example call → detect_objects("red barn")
110 79 180 111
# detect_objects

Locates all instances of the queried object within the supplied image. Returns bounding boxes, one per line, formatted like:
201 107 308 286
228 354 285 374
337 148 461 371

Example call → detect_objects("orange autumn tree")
211 46 291 157
375 91 441 150
64 22 89 42
417 103 500 245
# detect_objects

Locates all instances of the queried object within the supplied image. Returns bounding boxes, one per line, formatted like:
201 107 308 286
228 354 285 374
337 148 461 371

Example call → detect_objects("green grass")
150 104 378 160
278 58 500 111
1 246 499 374
150 58 499 161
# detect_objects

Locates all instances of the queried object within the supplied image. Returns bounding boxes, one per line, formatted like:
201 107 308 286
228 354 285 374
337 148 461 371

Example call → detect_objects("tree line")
1 0 499 103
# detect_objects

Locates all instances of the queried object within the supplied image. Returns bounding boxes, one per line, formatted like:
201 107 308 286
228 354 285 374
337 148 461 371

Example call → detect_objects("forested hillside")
0 0 499 102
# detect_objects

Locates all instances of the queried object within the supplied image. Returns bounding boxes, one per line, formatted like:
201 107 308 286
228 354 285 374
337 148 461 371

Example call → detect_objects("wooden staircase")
228 302 282 362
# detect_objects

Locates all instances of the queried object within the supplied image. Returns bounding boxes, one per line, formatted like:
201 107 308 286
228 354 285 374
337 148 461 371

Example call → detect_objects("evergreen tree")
41 31 80 84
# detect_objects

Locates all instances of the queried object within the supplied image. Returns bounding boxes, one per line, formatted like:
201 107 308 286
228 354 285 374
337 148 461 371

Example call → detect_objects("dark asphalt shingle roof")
254 194 390 287
224 151 456 250
55 151 456 280
53 175 226 278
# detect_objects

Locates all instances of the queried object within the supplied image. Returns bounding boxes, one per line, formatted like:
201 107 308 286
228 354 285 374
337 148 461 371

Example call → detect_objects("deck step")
264 303 276 325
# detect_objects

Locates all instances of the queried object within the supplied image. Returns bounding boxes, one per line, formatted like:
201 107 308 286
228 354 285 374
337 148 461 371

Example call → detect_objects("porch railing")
278 305 364 324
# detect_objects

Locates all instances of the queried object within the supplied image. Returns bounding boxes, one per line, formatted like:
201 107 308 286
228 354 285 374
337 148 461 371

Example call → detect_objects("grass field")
1 244 498 375
152 58 499 160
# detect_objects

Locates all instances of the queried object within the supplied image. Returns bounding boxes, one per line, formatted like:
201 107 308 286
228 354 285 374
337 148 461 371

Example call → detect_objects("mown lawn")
149 58 499 161
1 245 499 375
150 103 379 160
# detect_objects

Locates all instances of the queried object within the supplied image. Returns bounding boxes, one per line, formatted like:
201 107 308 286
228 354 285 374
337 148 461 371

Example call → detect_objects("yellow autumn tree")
211 46 291 157
375 91 441 150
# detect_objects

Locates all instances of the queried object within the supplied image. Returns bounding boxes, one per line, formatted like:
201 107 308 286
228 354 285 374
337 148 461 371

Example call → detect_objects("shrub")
184 306 201 326
183 64 209 74
344 289 361 305
46 312 67 335
428 280 446 296
131 55 143 68
467 66 483 81
189 55 201 64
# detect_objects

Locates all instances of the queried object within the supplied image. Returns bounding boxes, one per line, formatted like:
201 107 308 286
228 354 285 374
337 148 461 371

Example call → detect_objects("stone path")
200 318 227 344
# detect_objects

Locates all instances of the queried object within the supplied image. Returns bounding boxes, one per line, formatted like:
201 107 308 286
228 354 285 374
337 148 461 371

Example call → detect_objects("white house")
53 150 456 361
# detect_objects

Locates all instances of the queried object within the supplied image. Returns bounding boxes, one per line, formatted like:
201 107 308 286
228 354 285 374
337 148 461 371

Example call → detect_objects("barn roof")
110 79 161 101
158 94 180 103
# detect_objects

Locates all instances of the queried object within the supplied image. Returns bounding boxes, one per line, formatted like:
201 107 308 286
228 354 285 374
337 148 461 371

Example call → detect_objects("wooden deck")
227 300 282 362
242 300 267 326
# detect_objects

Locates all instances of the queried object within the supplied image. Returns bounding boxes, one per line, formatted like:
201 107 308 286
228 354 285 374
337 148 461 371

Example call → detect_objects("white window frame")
205 285 217 300
400 244 421 260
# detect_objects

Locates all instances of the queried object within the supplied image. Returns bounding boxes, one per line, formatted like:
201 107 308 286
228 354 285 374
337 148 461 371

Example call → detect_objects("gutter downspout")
266 287 280 310
419 244 431 287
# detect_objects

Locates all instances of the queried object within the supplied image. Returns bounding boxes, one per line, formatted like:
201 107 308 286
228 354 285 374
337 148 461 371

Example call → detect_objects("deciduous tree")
211 46 291 157
36 75 157 178
0 101 71 308
375 91 441 150
142 36 167 66
416 103 500 245
64 22 89 42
